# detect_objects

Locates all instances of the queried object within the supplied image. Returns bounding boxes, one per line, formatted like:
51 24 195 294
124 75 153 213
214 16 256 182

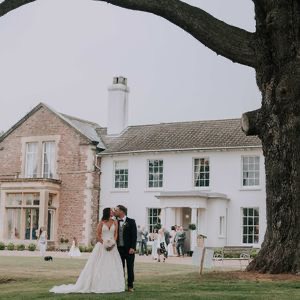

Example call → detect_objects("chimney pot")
113 76 127 86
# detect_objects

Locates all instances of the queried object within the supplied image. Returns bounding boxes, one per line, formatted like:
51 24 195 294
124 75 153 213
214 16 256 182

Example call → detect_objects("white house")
98 77 266 250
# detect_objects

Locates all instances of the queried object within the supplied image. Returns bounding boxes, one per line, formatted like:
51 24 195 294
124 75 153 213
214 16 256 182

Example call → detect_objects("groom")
115 205 137 292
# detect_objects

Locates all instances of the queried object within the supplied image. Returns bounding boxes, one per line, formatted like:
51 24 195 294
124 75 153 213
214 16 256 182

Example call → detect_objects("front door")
182 207 191 252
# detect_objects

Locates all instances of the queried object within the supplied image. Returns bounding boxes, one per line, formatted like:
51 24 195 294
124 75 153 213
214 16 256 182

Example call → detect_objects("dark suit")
117 217 137 289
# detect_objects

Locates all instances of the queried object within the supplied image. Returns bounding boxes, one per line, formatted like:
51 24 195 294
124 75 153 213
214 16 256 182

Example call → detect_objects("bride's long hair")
101 207 111 221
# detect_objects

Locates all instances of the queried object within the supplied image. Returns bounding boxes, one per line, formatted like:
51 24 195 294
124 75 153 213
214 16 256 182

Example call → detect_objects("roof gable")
0 103 105 149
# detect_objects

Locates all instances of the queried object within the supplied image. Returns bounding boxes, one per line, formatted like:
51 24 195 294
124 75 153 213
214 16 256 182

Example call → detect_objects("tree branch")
241 109 261 136
95 0 257 68
0 0 36 18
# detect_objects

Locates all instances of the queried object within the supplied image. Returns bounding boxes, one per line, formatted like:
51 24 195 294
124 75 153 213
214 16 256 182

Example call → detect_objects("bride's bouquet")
103 239 115 251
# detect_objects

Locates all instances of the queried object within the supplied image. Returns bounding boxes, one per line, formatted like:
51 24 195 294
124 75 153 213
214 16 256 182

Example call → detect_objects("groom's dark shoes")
128 288 134 292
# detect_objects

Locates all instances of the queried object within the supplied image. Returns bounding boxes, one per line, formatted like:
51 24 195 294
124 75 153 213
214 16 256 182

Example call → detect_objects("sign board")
192 246 214 269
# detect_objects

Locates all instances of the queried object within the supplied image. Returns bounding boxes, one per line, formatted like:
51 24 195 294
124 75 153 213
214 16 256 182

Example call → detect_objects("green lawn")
0 256 299 300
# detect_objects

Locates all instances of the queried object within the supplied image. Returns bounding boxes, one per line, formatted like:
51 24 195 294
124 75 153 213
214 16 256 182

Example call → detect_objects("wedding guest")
141 226 148 256
157 228 167 262
37 226 47 257
136 225 143 255
68 237 81 257
175 226 186 257
150 230 158 260
164 227 170 247
167 226 176 257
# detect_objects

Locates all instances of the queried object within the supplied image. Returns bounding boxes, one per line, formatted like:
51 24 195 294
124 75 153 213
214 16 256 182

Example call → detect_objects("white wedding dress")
50 223 125 294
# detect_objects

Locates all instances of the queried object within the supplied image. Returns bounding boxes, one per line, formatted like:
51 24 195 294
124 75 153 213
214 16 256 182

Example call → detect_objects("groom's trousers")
118 247 135 289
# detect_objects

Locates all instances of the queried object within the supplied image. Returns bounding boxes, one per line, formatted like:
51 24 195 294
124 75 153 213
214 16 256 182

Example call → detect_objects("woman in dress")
68 237 81 257
167 226 176 257
37 227 47 257
157 228 167 262
151 229 158 260
50 207 125 294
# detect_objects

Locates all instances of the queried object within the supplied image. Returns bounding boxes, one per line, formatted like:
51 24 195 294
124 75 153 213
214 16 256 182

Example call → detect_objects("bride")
50 207 125 294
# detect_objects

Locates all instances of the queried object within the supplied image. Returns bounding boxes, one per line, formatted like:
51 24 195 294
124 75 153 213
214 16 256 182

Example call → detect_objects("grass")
0 256 299 299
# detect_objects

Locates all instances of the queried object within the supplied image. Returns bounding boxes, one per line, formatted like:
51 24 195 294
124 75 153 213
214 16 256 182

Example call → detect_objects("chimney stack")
107 76 130 135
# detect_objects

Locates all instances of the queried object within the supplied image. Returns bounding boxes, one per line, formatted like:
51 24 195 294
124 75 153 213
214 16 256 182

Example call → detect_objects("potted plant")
153 223 162 231
188 223 196 231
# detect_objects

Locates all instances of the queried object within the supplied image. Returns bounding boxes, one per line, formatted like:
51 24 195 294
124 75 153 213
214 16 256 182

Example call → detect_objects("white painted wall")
99 148 266 247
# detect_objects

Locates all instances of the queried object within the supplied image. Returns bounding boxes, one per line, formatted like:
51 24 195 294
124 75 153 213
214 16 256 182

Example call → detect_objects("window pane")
6 194 22 206
25 142 38 178
114 161 128 189
148 208 161 232
194 158 209 187
242 156 260 186
242 207 259 244
43 142 56 178
25 208 39 240
6 208 21 239
148 160 163 188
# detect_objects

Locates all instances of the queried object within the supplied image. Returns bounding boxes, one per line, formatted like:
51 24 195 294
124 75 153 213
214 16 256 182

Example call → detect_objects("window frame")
5 192 40 241
22 136 59 179
147 159 164 189
42 141 56 179
25 142 39 178
241 207 260 245
241 155 260 189
113 160 129 190
193 157 210 189
219 216 226 238
147 208 161 233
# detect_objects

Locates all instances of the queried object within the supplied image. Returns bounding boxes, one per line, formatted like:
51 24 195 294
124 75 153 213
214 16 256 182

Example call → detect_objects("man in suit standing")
163 227 170 258
115 205 137 292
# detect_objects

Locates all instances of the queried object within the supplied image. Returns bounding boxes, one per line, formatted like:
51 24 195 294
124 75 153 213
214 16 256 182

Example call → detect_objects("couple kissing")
50 205 137 294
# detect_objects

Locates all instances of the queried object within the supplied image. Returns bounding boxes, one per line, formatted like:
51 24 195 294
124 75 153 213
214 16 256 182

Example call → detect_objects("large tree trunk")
244 1 300 273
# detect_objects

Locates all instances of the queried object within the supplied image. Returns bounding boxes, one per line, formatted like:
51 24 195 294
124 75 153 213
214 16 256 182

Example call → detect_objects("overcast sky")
0 0 260 131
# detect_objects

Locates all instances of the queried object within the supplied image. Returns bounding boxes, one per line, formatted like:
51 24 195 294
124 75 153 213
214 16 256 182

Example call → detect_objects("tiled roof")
98 119 261 154
60 113 105 149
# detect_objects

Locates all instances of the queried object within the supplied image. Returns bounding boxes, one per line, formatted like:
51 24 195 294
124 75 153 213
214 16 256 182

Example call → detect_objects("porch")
156 191 229 251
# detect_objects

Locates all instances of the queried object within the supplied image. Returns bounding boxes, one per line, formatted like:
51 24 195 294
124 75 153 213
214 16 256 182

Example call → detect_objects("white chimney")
107 76 130 135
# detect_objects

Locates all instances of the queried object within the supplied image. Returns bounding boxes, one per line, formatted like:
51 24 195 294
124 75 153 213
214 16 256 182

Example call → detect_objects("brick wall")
0 105 100 245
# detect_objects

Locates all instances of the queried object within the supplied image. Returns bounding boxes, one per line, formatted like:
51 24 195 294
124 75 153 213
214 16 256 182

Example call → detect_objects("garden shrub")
16 244 25 251
7 243 15 251
0 242 5 250
28 243 36 251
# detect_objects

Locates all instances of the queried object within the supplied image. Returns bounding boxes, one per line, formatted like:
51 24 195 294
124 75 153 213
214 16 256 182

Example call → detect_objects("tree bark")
241 109 261 136
245 0 300 274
